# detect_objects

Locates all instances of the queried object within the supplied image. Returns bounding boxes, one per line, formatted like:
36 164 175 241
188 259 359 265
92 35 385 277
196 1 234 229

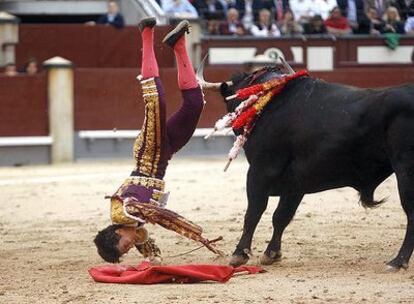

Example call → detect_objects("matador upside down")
94 18 221 263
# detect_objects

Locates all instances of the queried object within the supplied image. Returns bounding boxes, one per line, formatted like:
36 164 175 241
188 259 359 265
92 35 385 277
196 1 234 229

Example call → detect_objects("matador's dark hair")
94 224 122 263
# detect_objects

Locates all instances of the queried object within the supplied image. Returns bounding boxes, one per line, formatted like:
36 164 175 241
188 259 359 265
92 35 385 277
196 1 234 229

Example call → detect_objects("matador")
94 18 220 263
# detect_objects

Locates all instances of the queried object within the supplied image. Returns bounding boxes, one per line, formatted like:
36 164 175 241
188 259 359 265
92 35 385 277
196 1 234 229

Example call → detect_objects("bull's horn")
269 52 295 75
196 54 232 90
278 56 295 75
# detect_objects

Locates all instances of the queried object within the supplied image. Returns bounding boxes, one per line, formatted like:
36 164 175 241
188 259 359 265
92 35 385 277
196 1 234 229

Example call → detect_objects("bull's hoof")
385 258 408 273
260 250 282 265
229 255 249 267
385 265 401 273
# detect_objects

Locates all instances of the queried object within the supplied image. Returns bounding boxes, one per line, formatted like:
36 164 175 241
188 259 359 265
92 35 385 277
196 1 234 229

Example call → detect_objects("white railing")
78 128 233 140
133 0 167 25
0 136 52 147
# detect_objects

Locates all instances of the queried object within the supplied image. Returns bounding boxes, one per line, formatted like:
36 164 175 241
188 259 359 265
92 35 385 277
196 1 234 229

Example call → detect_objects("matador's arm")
124 200 223 255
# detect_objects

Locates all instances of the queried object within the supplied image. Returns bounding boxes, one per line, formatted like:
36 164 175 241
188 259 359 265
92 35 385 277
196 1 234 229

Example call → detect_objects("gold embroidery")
133 125 145 161
135 226 149 245
110 197 137 225
136 237 161 258
139 81 156 175
142 87 158 95
133 78 163 177
117 176 165 192
112 176 165 204
151 190 162 201
126 203 204 242
152 84 162 176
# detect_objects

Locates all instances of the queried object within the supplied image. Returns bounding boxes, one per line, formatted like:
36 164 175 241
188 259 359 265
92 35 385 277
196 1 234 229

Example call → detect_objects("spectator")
97 1 125 29
337 0 365 32
163 0 199 18
365 0 391 18
393 0 414 20
219 7 247 34
404 11 414 32
280 9 304 35
193 0 225 19
3 63 18 77
365 7 385 34
325 6 352 35
21 58 38 75
304 14 328 33
236 0 265 29
208 19 222 34
250 8 282 36
314 0 337 19
262 0 290 24
383 6 405 33
223 0 237 9
289 0 317 23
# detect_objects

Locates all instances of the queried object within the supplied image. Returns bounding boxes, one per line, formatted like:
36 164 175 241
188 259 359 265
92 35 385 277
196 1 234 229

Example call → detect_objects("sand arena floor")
0 157 413 303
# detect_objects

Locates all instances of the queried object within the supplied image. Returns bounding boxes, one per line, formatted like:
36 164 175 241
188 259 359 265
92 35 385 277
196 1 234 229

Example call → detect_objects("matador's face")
115 227 139 255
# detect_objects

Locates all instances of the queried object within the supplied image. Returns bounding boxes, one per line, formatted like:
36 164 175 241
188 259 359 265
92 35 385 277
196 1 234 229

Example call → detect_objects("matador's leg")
132 18 169 180
163 21 204 155
110 18 168 227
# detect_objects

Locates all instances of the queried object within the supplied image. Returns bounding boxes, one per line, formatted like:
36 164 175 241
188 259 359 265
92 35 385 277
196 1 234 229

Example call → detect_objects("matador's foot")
138 17 156 32
162 20 190 48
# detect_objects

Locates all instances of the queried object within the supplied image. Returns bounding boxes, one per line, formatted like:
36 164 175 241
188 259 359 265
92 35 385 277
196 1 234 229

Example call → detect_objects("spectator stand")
200 34 414 72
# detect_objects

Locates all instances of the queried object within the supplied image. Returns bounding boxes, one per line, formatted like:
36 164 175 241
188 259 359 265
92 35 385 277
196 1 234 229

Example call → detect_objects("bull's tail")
359 190 387 209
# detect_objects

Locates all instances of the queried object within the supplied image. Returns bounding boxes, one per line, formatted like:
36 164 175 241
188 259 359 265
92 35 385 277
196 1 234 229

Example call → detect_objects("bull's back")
245 78 413 194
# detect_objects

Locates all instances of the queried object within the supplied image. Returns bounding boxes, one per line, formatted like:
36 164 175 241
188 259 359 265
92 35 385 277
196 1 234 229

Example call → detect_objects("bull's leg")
386 166 414 271
261 194 303 265
229 167 270 267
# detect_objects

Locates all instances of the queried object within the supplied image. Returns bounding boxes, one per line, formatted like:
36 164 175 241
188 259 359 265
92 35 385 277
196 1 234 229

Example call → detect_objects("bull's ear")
220 82 230 101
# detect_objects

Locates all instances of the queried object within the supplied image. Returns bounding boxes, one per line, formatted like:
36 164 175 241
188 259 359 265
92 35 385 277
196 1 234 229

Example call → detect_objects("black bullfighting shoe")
138 17 157 32
162 20 190 48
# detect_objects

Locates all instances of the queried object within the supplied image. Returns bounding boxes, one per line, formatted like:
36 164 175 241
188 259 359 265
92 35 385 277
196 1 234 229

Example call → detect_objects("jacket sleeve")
113 14 125 29
97 15 107 25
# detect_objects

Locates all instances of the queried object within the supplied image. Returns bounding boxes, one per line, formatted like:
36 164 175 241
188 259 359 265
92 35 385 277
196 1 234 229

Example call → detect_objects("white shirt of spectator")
347 0 357 23
162 0 199 18
290 0 318 22
208 2 216 12
242 0 255 29
250 23 281 37
405 16 414 33
314 0 337 20
107 14 116 23
228 22 237 33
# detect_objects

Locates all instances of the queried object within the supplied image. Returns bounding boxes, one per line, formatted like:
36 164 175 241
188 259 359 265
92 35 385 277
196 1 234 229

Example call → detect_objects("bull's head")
197 54 294 113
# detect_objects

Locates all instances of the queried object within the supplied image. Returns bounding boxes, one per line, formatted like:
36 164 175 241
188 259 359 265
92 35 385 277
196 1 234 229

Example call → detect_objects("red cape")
89 261 263 284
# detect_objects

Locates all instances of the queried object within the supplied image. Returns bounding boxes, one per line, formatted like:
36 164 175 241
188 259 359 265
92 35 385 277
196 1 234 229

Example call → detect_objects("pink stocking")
173 35 198 90
141 27 159 78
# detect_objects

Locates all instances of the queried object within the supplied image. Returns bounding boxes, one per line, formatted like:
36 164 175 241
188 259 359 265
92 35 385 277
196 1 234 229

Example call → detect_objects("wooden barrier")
0 67 414 136
15 24 175 69
74 68 227 130
1 66 413 137
0 73 48 136
74 66 414 132
15 26 414 70
200 35 414 70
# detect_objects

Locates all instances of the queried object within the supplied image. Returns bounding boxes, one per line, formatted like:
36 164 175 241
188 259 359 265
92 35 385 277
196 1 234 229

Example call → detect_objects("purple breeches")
132 77 204 179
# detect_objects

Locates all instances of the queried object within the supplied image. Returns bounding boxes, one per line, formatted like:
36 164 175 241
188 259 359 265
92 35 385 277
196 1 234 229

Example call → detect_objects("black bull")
217 68 414 271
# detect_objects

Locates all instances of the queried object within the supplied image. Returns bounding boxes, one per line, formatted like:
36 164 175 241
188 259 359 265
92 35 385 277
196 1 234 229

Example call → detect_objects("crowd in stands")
2 58 38 77
156 0 414 36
